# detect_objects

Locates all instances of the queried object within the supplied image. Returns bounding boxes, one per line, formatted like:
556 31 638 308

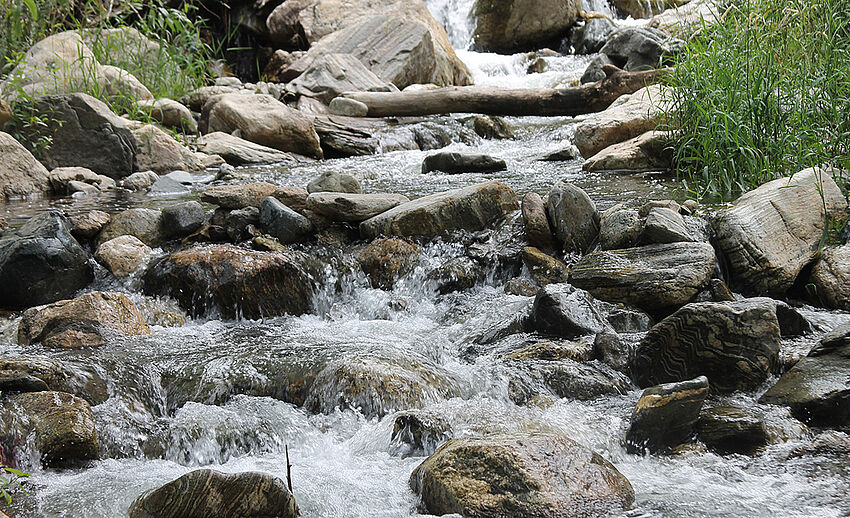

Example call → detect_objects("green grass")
664 0 850 200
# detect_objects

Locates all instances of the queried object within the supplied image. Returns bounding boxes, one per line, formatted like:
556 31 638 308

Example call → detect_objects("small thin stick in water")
285 444 293 494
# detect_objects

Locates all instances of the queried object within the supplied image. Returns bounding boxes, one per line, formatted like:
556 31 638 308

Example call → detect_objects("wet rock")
583 130 673 172
307 171 361 194
538 145 579 161
360 181 518 239
0 131 51 198
521 247 568 286
808 244 850 310
429 256 482 294
600 27 682 71
225 206 260 242
569 242 716 314
598 302 654 333
195 132 297 166
713 167 846 296
697 406 769 455
204 93 323 159
278 4 472 88
472 115 513 139
132 124 203 174
391 410 452 457
143 244 318 319
626 376 708 454
136 98 197 133
504 340 593 363
759 322 850 426
306 192 409 222
2 390 98 467
0 375 49 394
96 208 163 247
634 299 781 392
599 205 641 250
48 166 115 194
202 182 308 211
530 283 611 338
573 85 670 158
421 152 506 175
121 171 159 191
505 278 538 296
128 469 297 518
259 197 314 244
26 93 138 178
571 17 617 54
472 0 581 53
774 300 814 336
288 53 397 103
69 210 110 241
0 211 92 310
521 192 555 250
545 181 599 255
161 201 206 239
329 97 369 117
95 235 153 277
0 357 106 403
18 291 151 348
410 434 634 518
594 331 630 372
357 237 419 289
642 206 693 244
305 356 458 419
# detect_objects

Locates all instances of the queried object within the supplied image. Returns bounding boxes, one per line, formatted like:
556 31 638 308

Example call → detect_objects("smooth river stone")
306 192 409 222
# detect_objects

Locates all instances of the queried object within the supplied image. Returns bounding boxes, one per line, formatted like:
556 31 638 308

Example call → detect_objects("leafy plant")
0 465 29 506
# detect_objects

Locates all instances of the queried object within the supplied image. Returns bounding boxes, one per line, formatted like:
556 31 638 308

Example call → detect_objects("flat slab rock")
360 181 518 239
306 192 409 222
421 151 507 174
569 241 716 313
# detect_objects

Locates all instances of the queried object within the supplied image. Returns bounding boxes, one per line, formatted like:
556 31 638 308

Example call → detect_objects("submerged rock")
0 211 92 310
421 151 507 175
143 244 318 319
391 410 453 457
634 299 781 392
626 376 709 454
18 291 151 348
410 434 634 518
360 181 518 239
128 469 297 518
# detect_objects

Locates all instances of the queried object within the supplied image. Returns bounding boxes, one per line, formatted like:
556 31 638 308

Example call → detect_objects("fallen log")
341 66 670 117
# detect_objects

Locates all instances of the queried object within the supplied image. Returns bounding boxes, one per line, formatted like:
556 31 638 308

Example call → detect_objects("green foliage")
664 0 850 200
0 465 29 506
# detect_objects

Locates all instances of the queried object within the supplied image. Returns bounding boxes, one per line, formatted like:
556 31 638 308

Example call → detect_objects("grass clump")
665 0 850 200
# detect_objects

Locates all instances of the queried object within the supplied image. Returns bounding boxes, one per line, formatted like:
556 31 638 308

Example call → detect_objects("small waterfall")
423 0 477 49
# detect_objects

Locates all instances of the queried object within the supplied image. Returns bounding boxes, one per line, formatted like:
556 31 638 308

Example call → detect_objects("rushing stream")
2 2 850 518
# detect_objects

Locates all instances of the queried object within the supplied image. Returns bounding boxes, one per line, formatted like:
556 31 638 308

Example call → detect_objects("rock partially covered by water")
143 244 318 319
421 152 506 175
27 93 138 178
95 235 153 277
307 192 409 222
410 434 634 518
0 211 92 310
713 167 846 296
360 181 518 239
697 406 770 455
96 208 164 247
0 131 51 198
0 357 107 403
307 171 361 194
128 469 297 518
634 299 781 393
569 242 715 314
759 322 850 426
522 247 568 286
626 376 709 454
18 291 151 348
357 237 419 289
472 0 581 53
545 181 599 254
2 391 99 467
531 283 610 338
205 93 323 159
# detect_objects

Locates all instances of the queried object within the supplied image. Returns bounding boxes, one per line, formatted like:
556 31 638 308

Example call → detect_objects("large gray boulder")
807 244 850 310
306 192 409 222
545 181 599 255
204 93 323 159
599 27 682 71
410 434 634 518
128 469 297 518
531 283 611 338
472 0 581 53
569 242 716 314
0 131 51 198
131 124 203 174
626 376 709 454
360 181 518 239
713 167 846 296
268 0 472 87
0 211 92 310
143 244 318 319
633 299 781 393
259 197 314 244
26 93 138 178
759 322 850 426
287 53 397 103
195 132 298 166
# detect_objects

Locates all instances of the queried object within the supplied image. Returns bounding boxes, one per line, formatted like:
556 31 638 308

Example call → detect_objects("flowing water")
2 3 850 518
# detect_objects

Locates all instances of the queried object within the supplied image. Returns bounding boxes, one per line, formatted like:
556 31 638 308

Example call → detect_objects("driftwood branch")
340 66 670 118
